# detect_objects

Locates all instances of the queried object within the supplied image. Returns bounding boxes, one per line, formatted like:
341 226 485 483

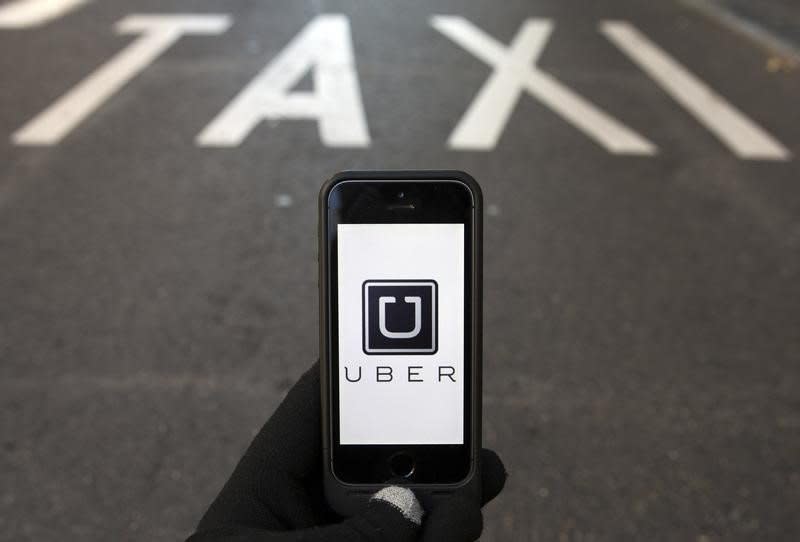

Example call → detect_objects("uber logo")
363 280 437 354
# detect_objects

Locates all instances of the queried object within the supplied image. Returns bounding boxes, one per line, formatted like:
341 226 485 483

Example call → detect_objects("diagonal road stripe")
0 0 89 28
601 20 790 160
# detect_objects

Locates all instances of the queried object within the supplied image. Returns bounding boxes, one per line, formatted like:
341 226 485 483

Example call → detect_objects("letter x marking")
431 16 656 154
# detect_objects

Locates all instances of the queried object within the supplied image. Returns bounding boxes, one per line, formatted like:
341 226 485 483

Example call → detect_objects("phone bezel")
324 177 476 484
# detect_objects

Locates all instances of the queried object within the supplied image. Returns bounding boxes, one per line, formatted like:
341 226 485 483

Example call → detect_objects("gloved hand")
186 363 506 541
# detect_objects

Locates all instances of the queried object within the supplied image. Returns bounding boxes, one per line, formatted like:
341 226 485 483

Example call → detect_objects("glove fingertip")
344 487 421 542
371 486 424 526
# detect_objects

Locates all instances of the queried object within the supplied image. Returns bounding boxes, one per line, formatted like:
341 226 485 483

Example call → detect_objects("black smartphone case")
318 170 483 516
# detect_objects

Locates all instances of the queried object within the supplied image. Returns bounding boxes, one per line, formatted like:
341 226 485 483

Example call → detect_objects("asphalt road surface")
1 1 799 540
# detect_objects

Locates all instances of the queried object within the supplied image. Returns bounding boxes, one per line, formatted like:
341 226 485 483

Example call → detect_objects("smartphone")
319 170 482 515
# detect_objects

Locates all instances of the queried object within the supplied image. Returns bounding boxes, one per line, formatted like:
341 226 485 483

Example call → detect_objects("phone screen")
337 223 464 445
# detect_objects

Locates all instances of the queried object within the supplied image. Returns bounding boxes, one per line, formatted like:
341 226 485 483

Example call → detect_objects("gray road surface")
1 0 799 540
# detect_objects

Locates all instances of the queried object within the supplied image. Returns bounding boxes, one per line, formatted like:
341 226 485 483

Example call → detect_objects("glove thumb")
321 486 423 542
297 486 424 542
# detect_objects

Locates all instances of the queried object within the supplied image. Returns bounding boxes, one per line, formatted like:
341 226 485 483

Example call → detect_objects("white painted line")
0 0 89 28
600 21 790 160
197 14 370 148
12 14 232 146
431 16 656 154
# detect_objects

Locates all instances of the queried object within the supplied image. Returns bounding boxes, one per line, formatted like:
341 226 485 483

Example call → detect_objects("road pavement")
1 0 799 540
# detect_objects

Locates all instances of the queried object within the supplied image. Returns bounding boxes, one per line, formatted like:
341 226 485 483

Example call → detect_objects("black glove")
187 363 506 541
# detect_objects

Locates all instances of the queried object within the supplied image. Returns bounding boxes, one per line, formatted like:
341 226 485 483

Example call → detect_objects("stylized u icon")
378 296 421 339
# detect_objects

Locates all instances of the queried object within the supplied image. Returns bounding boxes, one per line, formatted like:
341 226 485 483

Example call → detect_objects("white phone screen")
337 223 464 445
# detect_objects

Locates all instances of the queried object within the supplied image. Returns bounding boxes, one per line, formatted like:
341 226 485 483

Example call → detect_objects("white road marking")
431 16 656 154
0 0 88 28
600 21 790 160
196 14 370 148
12 14 231 146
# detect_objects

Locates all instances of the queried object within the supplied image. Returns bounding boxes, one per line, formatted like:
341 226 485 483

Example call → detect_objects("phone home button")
389 452 415 478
